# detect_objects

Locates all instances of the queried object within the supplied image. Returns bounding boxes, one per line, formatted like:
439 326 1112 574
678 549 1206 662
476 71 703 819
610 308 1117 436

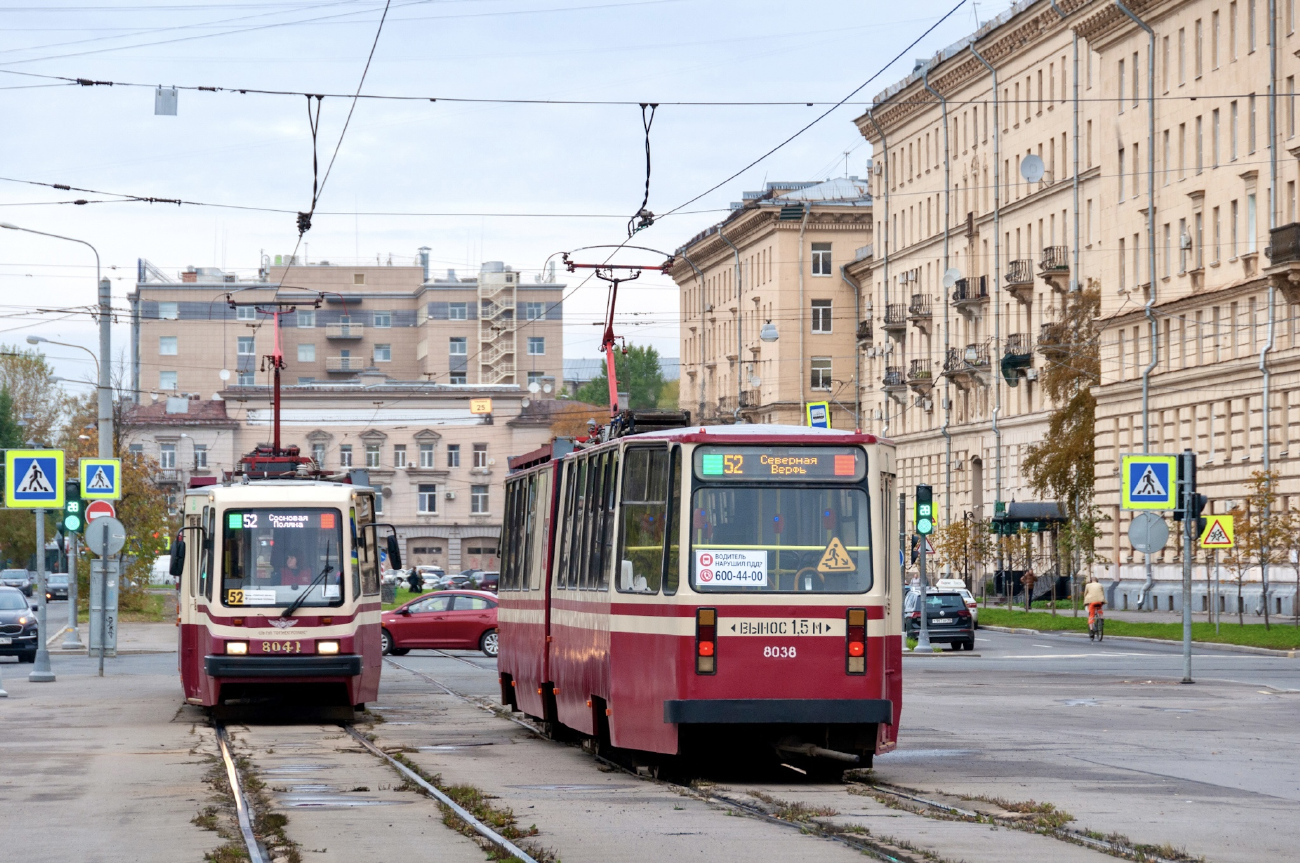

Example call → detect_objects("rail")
882 366 905 388
951 275 988 303
325 323 364 339
907 293 931 317
1004 333 1033 357
215 725 268 863
883 303 908 326
907 359 932 381
1039 245 1069 271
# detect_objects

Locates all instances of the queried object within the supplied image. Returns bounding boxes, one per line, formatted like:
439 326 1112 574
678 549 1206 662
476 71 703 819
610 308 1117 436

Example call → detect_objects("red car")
381 590 499 657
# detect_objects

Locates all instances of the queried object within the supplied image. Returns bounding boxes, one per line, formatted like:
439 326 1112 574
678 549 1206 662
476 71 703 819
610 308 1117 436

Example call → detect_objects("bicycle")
1088 603 1105 642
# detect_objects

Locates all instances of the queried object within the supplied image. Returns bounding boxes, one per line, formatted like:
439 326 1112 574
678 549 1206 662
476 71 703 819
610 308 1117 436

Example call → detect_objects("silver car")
0 569 33 597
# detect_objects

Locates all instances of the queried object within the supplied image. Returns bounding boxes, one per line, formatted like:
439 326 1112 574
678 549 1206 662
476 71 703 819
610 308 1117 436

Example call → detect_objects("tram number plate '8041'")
253 640 312 654
724 618 846 637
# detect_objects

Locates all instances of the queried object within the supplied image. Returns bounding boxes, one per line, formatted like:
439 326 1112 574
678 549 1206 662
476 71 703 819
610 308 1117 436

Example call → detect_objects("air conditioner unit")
874 163 883 175
1025 369 1040 381
445 491 456 500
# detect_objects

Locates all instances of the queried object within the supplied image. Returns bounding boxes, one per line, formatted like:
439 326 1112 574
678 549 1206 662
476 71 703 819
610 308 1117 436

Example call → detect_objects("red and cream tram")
496 421 901 773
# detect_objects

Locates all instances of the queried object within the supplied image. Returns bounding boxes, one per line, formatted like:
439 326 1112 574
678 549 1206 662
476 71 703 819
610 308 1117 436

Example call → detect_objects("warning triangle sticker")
17 459 53 494
87 466 113 490
1132 465 1167 497
817 537 855 572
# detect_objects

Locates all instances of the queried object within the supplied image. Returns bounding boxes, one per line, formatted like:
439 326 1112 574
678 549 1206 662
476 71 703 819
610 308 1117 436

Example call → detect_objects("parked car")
45 574 69 601
904 590 975 650
0 585 38 662
380 589 499 657
0 569 33 597
437 573 474 590
471 571 499 592
381 569 408 587
958 588 979 627
417 566 446 591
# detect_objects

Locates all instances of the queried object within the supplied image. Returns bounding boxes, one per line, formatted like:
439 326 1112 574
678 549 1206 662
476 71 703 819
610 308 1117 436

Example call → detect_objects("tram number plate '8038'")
253 640 312 654
724 618 846 637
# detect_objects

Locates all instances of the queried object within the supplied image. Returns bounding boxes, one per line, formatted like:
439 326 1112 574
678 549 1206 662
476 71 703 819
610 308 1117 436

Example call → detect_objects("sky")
0 0 1007 395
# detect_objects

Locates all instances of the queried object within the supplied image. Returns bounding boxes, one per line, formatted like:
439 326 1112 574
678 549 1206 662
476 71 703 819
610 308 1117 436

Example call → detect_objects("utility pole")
915 485 934 652
98 277 113 459
1176 450 1207 684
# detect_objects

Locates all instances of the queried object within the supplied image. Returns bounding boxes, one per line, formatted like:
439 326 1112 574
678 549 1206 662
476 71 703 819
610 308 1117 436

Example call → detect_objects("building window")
339 445 353 467
157 336 178 357
527 370 546 385
374 488 383 514
527 337 545 355
449 373 467 385
449 337 467 355
312 443 326 466
470 485 489 514
811 300 832 333
419 442 434 468
418 484 437 514
522 302 543 320
158 301 179 321
160 443 176 469
237 372 254 386
810 358 832 390
297 310 315 328
372 311 391 328
365 444 381 468
449 302 468 320
447 444 460 468
297 377 315 384
393 444 407 468
194 445 208 469
473 443 488 468
237 336 255 356
159 371 178 390
811 242 832 275
1247 194 1258 252
374 344 392 362
1232 199 1240 256
354 273 365 286
297 344 316 362
236 306 256 321
129 443 144 456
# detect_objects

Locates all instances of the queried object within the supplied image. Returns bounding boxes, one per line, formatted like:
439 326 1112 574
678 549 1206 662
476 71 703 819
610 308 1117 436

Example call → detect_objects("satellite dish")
942 267 962 288
219 369 231 381
543 384 553 393
748 376 761 388
528 382 541 394
521 398 531 408
1021 154 1045 183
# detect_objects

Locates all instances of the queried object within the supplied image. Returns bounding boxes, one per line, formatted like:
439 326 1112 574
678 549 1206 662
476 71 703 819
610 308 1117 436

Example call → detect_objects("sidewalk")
51 621 176 655
991 604 1297 626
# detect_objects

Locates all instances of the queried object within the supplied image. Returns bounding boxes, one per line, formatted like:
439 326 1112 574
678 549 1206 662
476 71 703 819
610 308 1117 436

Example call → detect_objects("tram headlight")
316 640 340 655
225 641 249 656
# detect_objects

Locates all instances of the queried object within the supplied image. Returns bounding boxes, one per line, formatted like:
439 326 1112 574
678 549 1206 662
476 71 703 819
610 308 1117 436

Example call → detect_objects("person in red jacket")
280 554 313 586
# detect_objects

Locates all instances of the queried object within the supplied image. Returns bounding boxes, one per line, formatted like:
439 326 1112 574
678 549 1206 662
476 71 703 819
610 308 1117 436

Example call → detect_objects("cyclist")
1083 576 1106 640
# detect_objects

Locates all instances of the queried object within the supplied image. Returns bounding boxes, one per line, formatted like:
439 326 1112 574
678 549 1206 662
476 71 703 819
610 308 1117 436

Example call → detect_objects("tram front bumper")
204 654 364 678
664 698 893 725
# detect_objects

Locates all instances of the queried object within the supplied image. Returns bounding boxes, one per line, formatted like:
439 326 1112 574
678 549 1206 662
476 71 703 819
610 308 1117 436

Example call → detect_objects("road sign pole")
1179 451 1195 685
29 508 55 682
1214 550 1221 635
916 540 931 652
62 531 83 650
99 524 109 677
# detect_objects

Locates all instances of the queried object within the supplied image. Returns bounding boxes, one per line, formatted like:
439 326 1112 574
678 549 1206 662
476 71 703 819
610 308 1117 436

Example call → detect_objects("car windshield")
2 570 27 578
48 575 68 585
221 508 345 608
0 592 27 610
690 486 872 593
925 594 968 612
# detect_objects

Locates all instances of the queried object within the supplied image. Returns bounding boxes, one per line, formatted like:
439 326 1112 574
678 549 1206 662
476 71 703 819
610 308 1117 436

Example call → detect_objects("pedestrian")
407 569 422 595
1083 575 1106 635
1020 569 1037 611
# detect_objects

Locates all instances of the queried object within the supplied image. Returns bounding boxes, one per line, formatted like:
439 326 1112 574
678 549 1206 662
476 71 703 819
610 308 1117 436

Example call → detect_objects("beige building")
670 179 873 426
844 0 1300 612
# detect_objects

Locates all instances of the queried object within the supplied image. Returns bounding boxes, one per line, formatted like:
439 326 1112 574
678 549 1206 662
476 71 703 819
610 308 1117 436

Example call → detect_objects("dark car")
0 585 38 662
46 574 69 601
471 571 499 592
905 590 975 650
1 569 33 597
380 590 499 657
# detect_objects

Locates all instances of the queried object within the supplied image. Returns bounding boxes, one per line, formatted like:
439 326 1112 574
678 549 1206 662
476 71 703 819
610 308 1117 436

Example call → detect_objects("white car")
959 588 979 627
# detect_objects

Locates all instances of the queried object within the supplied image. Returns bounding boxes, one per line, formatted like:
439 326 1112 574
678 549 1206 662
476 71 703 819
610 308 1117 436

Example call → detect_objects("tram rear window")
221 508 344 608
693 446 864 482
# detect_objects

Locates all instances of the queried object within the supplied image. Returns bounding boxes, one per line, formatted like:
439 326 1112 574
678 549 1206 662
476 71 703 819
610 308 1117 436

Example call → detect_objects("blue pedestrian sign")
5 449 65 509
1120 453 1178 510
80 458 122 500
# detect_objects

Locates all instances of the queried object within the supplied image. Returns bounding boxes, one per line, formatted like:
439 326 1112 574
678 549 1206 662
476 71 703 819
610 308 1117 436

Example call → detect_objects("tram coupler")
774 739 861 764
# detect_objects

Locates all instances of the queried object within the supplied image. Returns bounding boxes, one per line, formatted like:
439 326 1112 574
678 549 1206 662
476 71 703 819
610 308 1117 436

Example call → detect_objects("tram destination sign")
694 446 864 482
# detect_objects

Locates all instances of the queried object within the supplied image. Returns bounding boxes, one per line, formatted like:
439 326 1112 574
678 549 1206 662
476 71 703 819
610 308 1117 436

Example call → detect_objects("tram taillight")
695 608 717 674
846 608 866 674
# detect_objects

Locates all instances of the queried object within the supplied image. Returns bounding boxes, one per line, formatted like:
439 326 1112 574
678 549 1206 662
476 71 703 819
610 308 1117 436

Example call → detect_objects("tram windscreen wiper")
281 541 335 619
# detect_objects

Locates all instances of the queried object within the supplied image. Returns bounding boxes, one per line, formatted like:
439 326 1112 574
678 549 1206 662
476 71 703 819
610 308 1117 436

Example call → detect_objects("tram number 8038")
763 645 797 658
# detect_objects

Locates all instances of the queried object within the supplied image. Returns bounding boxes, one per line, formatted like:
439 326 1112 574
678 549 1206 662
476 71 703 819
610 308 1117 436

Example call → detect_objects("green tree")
1229 470 1287 629
0 344 67 444
575 344 665 410
0 389 23 447
0 387 54 569
932 516 991 586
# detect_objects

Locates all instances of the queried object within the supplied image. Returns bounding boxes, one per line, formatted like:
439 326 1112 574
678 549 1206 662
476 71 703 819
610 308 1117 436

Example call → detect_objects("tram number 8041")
261 641 304 654
763 645 797 658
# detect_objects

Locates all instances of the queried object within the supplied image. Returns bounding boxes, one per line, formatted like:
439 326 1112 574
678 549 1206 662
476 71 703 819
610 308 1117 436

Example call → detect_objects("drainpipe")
679 252 708 424
797 205 811 417
717 230 744 422
842 263 862 426
970 45 1002 564
129 286 141 403
1050 0 1081 294
924 66 954 562
1262 0 1278 618
867 110 891 436
1116 0 1158 610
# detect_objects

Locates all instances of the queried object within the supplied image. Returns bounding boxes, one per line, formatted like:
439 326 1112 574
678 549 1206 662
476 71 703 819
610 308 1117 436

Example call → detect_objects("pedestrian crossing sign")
1199 515 1235 549
4 449 65 509
80 458 122 500
1120 453 1178 510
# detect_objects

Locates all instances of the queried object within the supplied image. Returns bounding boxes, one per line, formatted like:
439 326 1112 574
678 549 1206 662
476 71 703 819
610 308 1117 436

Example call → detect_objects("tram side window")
197 506 212 598
556 462 578 590
520 475 538 591
499 480 517 591
580 453 610 590
568 459 591 589
355 496 380 596
617 447 669 594
597 452 619 590
664 447 682 595
530 469 551 591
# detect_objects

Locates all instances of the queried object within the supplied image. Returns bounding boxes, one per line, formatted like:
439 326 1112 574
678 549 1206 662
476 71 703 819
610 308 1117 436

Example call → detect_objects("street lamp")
28 336 101 380
759 321 779 342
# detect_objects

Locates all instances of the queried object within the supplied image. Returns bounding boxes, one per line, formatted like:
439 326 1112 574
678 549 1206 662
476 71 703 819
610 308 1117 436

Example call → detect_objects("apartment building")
669 179 873 426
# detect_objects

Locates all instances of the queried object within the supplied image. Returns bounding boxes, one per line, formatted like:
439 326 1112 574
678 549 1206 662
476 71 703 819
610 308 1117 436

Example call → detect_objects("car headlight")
18 616 27 625
225 641 249 655
316 640 340 655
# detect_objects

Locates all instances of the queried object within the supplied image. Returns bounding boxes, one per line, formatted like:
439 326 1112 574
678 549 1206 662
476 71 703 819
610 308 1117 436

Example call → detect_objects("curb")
981 624 1299 657
902 652 983 657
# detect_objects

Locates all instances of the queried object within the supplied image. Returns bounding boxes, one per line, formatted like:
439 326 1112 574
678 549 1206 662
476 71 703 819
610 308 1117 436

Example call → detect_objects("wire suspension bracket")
628 103 659 237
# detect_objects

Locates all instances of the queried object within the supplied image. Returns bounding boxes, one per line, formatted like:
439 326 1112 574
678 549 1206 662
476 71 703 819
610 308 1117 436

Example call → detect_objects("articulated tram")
497 420 902 774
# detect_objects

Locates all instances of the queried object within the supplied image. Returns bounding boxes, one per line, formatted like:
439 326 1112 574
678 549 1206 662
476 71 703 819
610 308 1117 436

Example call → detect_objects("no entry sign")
85 500 116 522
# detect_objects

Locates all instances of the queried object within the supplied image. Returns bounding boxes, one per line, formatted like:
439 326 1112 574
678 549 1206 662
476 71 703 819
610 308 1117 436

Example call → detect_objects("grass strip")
980 608 1300 650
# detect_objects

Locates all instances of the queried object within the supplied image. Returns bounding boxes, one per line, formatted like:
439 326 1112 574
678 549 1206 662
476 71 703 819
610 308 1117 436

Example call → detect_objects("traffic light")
915 484 935 536
1190 492 1209 539
910 534 920 565
62 479 84 533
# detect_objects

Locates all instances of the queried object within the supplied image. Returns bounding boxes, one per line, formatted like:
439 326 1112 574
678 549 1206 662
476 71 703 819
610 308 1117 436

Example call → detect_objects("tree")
932 516 991 587
574 344 665 410
0 388 54 570
0 344 68 444
657 378 680 411
1233 470 1287 629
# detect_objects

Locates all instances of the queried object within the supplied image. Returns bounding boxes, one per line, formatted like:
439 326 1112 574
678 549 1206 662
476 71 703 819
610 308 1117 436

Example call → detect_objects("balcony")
951 275 989 316
1038 321 1065 352
907 293 933 335
882 303 908 335
1001 333 1034 387
943 344 990 390
882 365 906 391
1038 245 1071 293
1265 223 1300 304
326 356 366 373
907 359 933 393
155 468 180 485
1005 259 1034 304
856 319 873 345
326 322 364 339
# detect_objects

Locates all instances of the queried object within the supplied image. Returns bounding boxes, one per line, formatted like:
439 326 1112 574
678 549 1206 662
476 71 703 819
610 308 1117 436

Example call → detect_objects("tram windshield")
689 487 872 593
221 508 345 608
